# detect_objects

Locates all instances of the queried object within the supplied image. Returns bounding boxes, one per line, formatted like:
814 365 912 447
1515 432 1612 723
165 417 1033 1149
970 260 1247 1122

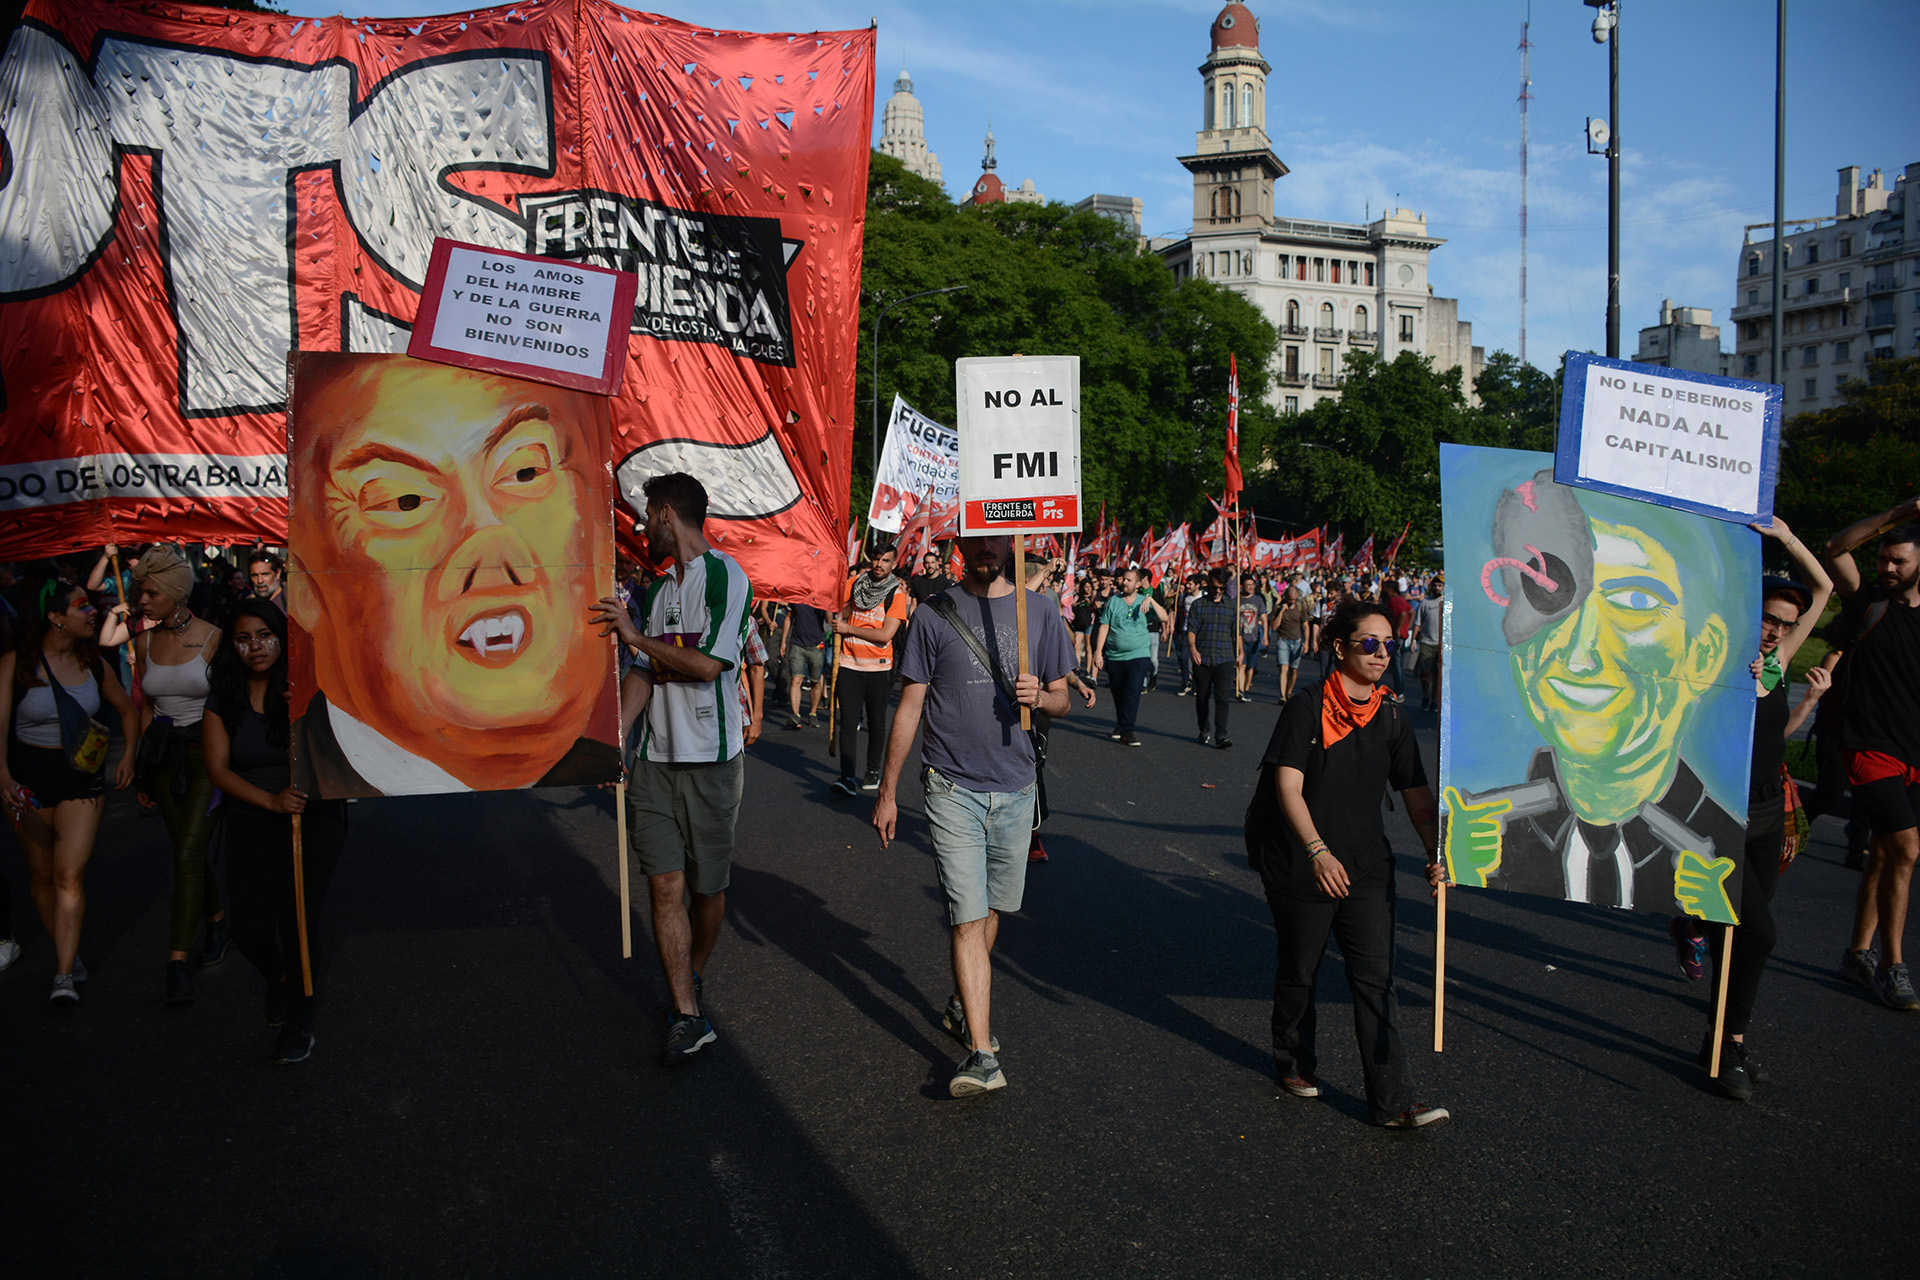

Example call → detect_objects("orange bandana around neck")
1321 677 1387 747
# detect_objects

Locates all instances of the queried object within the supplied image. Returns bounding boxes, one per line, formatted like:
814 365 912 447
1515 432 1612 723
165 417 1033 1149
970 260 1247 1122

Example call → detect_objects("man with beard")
871 535 1075 1096
830 544 909 796
247 551 286 611
1826 499 1920 1010
594 472 753 1064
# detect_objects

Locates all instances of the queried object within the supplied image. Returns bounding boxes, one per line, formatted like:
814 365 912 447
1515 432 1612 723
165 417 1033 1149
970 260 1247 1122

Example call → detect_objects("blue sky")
295 0 1919 372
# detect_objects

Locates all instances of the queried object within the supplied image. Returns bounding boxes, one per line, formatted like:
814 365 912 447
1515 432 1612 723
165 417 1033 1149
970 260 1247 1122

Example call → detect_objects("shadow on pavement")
2 786 917 1280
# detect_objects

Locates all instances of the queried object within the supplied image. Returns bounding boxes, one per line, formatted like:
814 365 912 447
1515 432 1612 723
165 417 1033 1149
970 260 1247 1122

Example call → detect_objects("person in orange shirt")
831 544 910 796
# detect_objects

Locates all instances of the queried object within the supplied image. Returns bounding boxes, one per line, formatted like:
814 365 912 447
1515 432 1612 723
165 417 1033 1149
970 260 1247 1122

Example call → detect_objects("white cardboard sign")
409 238 637 396
1554 352 1781 524
955 355 1081 535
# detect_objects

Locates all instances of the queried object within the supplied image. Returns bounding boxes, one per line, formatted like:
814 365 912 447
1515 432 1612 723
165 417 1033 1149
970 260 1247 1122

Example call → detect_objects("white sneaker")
0 938 20 972
50 973 79 1003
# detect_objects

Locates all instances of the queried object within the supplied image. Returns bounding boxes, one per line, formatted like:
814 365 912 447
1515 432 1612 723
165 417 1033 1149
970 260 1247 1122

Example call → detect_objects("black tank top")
1748 676 1790 805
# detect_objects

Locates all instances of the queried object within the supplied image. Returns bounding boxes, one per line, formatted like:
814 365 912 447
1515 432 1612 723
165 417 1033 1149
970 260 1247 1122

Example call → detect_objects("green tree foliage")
1253 350 1505 563
857 151 1278 530
1774 356 1920 561
1474 349 1561 453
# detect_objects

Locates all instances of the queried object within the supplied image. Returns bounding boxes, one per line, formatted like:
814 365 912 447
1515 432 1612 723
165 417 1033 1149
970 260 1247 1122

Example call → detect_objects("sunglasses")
1345 635 1397 657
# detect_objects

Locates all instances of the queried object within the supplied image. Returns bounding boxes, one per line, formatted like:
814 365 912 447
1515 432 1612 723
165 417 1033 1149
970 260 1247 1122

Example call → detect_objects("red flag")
1224 354 1244 498
0 1 874 609
1384 520 1413 565
948 543 965 581
1352 535 1375 569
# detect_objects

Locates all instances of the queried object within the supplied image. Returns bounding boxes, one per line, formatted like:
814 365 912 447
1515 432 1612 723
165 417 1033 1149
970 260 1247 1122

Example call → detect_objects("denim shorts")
1273 636 1303 667
923 766 1036 926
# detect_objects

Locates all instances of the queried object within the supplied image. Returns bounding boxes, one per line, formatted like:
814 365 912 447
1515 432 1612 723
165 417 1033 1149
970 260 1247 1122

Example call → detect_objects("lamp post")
1585 0 1620 358
869 285 970 483
1770 0 1785 388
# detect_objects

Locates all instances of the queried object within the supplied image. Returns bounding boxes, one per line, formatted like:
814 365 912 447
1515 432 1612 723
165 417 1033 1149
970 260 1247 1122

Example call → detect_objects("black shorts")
7 740 107 805
1853 775 1920 839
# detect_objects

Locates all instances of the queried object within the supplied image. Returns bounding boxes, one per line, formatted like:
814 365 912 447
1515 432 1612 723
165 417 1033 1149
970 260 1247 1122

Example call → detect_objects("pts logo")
0 24 801 418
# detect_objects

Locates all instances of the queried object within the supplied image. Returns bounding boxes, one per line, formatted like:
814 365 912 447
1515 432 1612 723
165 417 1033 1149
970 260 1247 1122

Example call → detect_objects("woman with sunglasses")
202 600 349 1064
1671 517 1833 1100
131 544 228 1004
1251 597 1449 1127
0 579 139 1002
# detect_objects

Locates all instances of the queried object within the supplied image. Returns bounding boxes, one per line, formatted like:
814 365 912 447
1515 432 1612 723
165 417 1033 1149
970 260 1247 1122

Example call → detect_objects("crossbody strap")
926 593 1020 709
41 654 87 716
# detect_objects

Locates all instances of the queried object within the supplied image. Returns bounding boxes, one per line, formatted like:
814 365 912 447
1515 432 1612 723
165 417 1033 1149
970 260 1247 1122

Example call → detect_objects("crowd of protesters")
6 485 1918 1122
0 540 329 1064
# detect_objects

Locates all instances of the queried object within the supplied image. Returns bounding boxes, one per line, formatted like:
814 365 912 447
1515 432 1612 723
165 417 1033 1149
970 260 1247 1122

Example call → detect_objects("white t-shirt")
632 549 753 764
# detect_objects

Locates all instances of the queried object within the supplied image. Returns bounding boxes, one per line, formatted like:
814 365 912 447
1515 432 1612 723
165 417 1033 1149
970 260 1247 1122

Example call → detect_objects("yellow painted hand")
1674 850 1740 926
1441 787 1511 888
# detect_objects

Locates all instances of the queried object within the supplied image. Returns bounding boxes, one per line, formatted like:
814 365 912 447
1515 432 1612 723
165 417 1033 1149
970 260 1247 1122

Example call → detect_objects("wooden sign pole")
1432 879 1448 1053
290 812 313 997
1708 926 1734 1076
825 634 842 757
615 779 632 959
1014 538 1031 730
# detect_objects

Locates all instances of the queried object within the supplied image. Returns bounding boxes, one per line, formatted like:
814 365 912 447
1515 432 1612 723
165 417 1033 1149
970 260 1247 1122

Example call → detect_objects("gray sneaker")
941 995 999 1054
1841 947 1880 990
948 1050 1005 1097
1875 962 1920 1012
49 973 79 1004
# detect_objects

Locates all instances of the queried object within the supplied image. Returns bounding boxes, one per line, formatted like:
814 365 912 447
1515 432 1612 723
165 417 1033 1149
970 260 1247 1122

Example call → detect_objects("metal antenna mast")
1519 9 1533 366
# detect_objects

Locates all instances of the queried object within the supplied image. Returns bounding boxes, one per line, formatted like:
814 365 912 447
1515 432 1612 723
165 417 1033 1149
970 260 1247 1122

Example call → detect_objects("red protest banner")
0 0 872 607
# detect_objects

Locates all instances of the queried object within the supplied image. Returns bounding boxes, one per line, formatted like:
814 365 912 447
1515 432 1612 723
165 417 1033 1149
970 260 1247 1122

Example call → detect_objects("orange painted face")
290 358 610 786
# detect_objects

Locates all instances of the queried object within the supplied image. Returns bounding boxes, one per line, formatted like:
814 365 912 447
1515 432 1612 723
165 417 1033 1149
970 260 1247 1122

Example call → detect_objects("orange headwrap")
1321 676 1389 747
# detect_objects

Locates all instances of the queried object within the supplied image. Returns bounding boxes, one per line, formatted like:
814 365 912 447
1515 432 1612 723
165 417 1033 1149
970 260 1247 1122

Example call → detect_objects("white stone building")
1731 162 1920 415
1156 3 1482 413
1634 300 1732 377
876 68 942 188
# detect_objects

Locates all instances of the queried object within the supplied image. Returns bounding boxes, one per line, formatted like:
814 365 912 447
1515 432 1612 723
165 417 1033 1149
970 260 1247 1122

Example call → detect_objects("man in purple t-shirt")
872 534 1075 1098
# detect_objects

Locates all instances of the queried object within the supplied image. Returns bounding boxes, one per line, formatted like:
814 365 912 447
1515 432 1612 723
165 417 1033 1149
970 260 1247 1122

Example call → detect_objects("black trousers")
1264 880 1414 1124
223 800 348 1030
1193 662 1234 736
1709 819 1783 1038
1107 657 1151 735
836 667 892 782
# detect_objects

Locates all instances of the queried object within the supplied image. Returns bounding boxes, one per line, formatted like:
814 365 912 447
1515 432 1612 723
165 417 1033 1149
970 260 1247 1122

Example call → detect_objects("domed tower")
877 67 943 187
964 122 1006 205
1178 4 1286 227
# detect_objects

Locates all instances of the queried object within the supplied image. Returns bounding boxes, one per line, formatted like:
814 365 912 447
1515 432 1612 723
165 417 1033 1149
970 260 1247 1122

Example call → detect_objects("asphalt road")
5 655 1916 1278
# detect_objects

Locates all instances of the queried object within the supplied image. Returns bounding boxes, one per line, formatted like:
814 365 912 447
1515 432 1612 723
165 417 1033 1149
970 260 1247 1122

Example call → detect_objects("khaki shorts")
628 755 744 895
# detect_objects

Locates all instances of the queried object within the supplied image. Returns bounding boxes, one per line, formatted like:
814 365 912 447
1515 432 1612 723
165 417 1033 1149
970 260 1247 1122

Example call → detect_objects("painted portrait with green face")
1436 446 1758 923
